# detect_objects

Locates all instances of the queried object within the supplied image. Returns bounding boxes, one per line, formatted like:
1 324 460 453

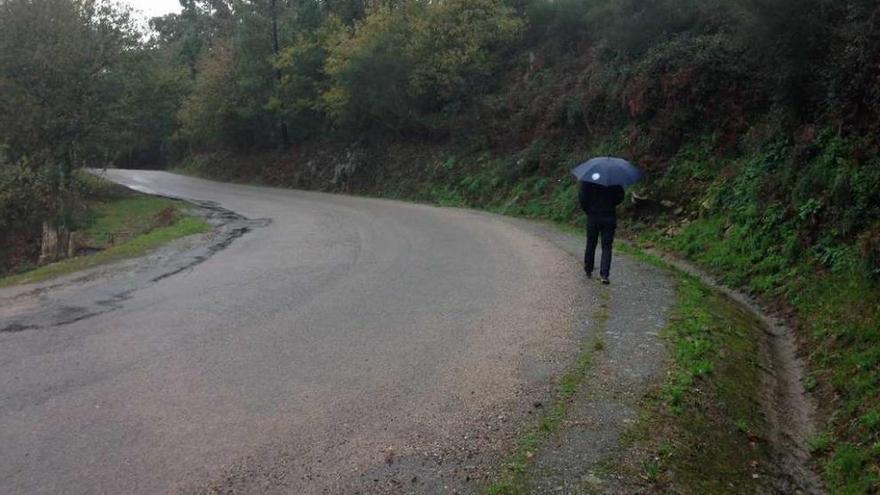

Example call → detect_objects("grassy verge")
486 290 609 495
633 216 880 493
484 240 775 494
0 177 211 288
622 269 775 493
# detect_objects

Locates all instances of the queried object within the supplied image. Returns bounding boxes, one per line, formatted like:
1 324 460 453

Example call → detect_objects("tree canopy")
1 0 879 231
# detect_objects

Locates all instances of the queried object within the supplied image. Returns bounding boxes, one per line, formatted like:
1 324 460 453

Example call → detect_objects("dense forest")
1 0 879 492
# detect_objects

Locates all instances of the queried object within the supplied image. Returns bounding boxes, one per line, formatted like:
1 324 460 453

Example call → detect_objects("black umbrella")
571 157 642 186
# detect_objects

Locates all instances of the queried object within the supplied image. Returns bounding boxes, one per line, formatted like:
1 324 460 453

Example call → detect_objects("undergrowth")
630 132 880 494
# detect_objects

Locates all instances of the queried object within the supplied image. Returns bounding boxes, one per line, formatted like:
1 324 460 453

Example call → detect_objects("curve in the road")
0 170 609 494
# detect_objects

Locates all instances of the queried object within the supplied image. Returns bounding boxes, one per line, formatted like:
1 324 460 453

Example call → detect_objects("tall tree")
0 0 144 262
271 0 290 147
0 0 140 188
149 0 233 78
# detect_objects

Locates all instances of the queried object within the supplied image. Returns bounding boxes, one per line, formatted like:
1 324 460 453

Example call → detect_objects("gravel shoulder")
486 219 676 494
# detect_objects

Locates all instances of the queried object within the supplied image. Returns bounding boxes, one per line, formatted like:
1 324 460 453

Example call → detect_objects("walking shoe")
601 276 610 285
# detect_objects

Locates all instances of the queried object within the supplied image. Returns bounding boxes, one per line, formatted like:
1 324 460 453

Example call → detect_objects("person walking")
570 157 642 285
579 182 624 284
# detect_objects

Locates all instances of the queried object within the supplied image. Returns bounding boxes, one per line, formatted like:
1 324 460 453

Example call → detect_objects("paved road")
0 170 589 494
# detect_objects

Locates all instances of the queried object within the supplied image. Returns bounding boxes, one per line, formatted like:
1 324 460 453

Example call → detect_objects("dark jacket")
579 182 625 224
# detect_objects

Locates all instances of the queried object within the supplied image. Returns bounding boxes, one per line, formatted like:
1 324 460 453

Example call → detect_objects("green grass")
79 196 182 245
620 131 880 493
0 183 211 288
621 266 774 493
638 212 880 493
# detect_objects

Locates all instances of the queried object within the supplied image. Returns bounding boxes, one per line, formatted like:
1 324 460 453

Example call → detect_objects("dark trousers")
584 220 616 278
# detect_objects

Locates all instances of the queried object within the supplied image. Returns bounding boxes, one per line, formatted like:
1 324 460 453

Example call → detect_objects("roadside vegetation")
625 269 777 494
1 0 878 490
0 174 210 287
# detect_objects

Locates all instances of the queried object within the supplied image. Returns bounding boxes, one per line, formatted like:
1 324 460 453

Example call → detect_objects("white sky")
125 0 182 21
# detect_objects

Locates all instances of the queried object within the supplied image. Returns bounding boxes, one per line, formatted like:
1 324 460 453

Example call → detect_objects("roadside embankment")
0 172 211 288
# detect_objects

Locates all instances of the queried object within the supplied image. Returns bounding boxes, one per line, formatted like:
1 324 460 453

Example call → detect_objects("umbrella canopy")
571 157 642 186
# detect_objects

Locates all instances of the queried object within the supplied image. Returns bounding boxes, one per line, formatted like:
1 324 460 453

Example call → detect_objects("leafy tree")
582 0 738 58
408 0 522 110
150 0 233 78
322 3 419 130
105 48 192 167
323 0 368 24
177 40 256 149
520 0 594 56
0 0 154 268
321 0 521 128
0 0 141 209
274 14 341 139
231 0 287 147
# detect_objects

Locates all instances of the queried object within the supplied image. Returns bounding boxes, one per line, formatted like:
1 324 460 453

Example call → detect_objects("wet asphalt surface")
0 171 674 494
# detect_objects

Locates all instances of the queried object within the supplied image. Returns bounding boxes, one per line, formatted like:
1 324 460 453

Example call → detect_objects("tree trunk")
271 0 290 149
40 221 70 265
